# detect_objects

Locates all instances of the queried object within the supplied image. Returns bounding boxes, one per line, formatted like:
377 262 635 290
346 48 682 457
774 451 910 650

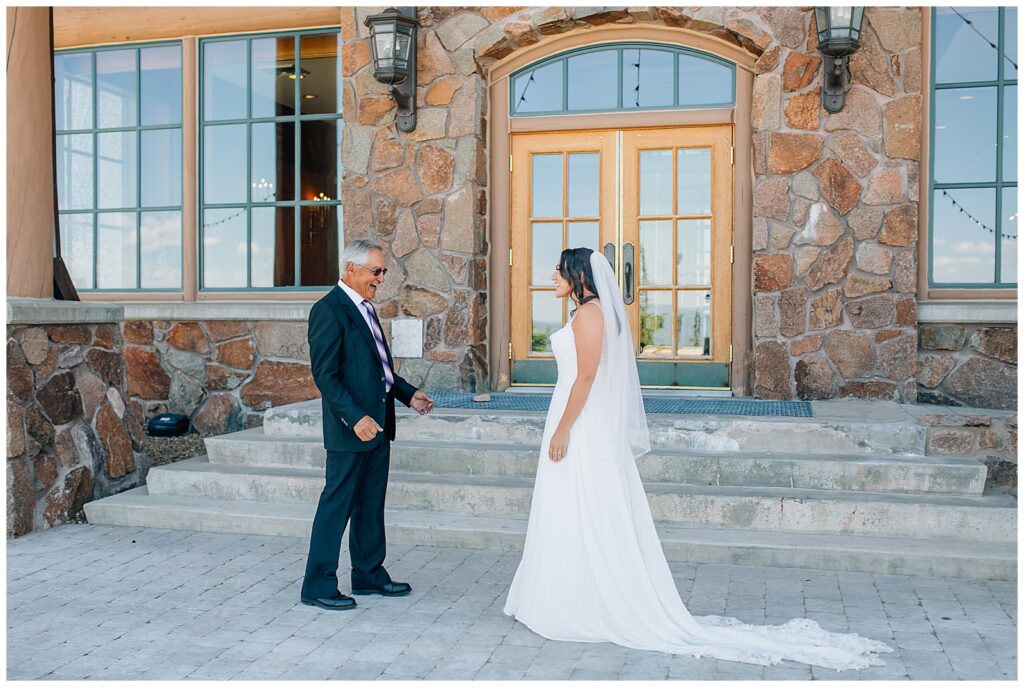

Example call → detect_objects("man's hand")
353 415 383 441
410 390 434 415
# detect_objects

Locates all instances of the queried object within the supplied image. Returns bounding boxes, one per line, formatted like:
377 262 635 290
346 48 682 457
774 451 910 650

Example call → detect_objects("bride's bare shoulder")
570 300 604 336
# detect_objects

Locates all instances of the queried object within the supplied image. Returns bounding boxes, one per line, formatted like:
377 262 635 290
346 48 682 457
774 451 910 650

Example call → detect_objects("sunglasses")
357 264 388 277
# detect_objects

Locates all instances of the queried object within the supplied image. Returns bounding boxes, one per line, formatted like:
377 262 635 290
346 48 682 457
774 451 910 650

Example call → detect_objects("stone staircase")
83 399 1017 580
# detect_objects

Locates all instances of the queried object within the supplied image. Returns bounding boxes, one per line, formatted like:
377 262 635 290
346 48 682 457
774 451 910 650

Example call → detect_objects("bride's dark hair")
559 247 598 313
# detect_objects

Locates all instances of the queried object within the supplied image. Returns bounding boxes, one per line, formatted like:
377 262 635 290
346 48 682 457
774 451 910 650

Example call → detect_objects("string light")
940 189 1017 240
633 51 642 108
514 73 535 112
950 8 1017 71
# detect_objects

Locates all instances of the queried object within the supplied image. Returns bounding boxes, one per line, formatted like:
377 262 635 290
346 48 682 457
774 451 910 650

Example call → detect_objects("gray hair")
339 239 384 270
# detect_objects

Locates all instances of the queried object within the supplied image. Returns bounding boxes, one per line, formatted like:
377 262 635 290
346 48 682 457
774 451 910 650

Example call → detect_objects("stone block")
814 158 862 215
252 323 309 362
166 322 210 353
917 354 956 388
825 330 873 378
795 353 837 400
920 325 966 351
96 401 135 478
944 358 1017 410
969 327 1016 364
37 372 83 425
240 361 319 410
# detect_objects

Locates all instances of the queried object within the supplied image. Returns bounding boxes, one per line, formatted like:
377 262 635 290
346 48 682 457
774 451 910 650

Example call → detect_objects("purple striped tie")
362 300 395 393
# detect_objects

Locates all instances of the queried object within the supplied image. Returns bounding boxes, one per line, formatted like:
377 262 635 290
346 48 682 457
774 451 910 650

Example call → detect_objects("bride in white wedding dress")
503 248 893 670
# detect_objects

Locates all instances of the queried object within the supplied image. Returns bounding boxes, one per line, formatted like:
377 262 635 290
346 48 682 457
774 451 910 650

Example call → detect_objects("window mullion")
295 35 302 288
136 48 142 289
246 38 252 289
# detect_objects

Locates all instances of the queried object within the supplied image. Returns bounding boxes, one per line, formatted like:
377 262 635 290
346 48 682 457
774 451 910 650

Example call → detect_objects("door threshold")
506 386 733 398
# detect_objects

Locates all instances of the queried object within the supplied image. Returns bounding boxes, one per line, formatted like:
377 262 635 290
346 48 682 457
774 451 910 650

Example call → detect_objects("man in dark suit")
301 239 434 611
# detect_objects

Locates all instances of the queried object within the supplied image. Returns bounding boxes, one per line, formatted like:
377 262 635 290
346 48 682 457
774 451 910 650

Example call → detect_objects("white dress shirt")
338 278 375 332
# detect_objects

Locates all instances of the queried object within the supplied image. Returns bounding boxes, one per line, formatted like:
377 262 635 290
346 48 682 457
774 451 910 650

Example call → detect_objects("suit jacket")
307 284 417 453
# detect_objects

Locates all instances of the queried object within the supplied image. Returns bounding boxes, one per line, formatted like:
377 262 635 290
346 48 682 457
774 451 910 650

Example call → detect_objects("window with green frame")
54 42 183 291
510 43 735 116
200 29 343 291
930 7 1017 287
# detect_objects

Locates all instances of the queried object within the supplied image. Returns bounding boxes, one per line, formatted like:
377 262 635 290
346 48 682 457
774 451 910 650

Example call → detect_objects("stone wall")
6 319 319 537
914 408 1017 491
917 324 1017 410
749 7 922 402
337 7 926 399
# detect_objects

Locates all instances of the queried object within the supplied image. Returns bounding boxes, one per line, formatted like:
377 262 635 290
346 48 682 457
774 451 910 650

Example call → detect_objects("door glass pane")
251 206 295 287
300 120 338 203
97 132 137 209
512 61 562 114
204 124 247 204
934 7 999 84
96 213 136 289
141 129 182 207
203 208 246 287
300 33 339 115
140 45 181 126
96 49 137 129
251 36 296 118
679 55 733 106
677 290 711 357
678 147 711 215
1003 85 1016 183
932 187 996 283
622 48 674 108
678 219 711 285
933 87 998 184
300 205 340 286
141 211 181 288
567 50 617 111
1002 187 1017 283
531 290 561 353
639 149 673 216
532 222 562 285
57 134 94 211
61 214 94 289
204 40 247 121
251 122 294 202
532 154 562 217
55 53 93 130
639 291 672 356
567 153 599 217
567 221 598 253
639 220 673 286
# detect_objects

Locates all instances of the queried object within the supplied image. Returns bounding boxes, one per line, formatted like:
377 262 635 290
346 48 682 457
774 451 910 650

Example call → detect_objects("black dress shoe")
301 593 357 610
350 581 412 597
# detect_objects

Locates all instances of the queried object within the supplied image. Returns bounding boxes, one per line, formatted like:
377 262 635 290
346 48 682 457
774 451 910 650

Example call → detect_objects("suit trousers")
301 437 393 599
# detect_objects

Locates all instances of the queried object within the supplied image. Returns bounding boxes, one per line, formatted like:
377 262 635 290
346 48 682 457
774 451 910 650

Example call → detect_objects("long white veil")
588 251 650 464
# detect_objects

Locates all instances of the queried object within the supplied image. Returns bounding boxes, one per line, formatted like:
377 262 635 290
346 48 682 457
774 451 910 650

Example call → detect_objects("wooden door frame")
488 25 755 394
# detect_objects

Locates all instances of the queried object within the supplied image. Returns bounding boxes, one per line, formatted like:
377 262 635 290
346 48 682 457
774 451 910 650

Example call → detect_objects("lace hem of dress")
678 615 895 671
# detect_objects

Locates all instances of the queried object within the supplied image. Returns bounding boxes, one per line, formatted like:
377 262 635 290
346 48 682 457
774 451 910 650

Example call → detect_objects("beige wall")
6 7 54 299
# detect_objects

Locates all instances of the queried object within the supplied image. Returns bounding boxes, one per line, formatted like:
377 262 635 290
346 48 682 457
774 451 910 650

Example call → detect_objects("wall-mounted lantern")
364 7 419 132
814 7 865 113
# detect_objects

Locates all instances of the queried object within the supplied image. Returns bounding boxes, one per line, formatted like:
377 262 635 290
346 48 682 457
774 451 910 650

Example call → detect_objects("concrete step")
145 458 1016 543
205 429 987 495
83 487 1017 580
262 400 927 456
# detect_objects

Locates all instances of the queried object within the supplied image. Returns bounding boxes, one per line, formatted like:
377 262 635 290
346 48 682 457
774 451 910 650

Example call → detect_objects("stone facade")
917 324 1017 410
748 7 922 402
336 7 928 401
6 319 318 537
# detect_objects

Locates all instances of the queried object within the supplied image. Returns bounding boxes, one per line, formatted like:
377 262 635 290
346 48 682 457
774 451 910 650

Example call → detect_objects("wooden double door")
510 126 733 388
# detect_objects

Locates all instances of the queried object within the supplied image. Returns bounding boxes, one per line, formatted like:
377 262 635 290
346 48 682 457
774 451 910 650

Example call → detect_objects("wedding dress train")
502 264 893 670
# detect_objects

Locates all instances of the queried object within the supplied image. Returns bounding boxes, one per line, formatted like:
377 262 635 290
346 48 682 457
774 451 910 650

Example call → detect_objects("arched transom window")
510 43 736 116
